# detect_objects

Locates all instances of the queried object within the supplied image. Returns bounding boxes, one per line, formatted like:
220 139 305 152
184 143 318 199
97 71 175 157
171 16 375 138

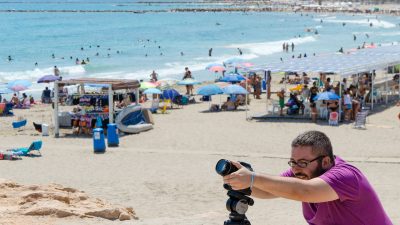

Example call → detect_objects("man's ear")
322 157 331 169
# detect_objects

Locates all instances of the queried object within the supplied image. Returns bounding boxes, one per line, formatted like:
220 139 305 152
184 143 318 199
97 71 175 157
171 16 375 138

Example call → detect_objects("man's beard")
295 160 327 180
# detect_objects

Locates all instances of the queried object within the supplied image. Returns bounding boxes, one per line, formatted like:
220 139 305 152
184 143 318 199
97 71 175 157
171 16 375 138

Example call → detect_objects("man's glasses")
288 155 326 168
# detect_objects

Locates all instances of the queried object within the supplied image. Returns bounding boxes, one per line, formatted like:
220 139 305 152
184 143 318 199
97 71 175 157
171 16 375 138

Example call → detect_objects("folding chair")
328 112 339 126
149 99 160 113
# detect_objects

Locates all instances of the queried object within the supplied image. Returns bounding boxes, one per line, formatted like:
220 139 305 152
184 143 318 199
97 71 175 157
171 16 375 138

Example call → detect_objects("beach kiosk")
53 78 140 138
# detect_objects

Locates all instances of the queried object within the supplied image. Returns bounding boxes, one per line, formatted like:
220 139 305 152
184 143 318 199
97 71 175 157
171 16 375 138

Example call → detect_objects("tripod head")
216 159 255 225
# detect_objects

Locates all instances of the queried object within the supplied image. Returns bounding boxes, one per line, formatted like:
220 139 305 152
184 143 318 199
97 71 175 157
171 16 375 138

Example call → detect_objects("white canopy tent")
248 44 400 117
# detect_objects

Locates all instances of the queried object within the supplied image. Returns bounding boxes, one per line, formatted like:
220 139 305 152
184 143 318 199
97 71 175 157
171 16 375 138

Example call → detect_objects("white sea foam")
0 65 85 83
314 18 396 28
224 36 317 56
377 31 400 37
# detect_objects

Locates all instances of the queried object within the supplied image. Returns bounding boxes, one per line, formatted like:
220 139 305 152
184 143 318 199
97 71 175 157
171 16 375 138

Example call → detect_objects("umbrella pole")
246 76 248 120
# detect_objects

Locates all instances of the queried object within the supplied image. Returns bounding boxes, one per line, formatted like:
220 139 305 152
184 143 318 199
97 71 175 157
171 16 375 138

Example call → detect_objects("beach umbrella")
222 84 248 95
161 89 180 100
313 91 340 101
37 75 61 83
208 65 226 73
224 57 244 66
235 62 254 69
219 73 246 83
197 84 223 96
140 81 158 89
177 78 201 86
143 88 162 95
205 63 224 70
7 79 32 92
158 78 178 90
214 82 231 88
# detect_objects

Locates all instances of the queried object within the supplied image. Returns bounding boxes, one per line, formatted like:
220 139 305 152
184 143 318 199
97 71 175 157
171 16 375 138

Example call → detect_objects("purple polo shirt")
281 156 392 225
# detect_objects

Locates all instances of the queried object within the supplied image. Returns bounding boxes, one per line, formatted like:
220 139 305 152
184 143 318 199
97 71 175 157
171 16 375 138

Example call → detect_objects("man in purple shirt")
223 130 392 225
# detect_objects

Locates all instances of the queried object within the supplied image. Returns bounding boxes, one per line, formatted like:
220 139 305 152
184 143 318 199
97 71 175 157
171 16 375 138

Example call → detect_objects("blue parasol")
177 78 201 86
161 89 180 100
143 88 162 95
313 91 340 101
197 84 223 96
222 84 248 95
219 73 246 82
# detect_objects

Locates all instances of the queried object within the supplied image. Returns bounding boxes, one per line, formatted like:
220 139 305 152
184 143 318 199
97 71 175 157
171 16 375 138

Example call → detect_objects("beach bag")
0 152 20 160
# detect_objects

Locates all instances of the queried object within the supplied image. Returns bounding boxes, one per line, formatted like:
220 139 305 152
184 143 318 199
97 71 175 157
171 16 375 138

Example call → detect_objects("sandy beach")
0 82 399 224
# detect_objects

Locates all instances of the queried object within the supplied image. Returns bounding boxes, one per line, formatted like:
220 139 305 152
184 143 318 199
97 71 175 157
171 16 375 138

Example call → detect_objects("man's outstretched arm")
223 162 338 203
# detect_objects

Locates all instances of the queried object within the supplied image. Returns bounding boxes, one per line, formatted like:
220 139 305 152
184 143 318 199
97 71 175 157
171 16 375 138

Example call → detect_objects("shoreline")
0 2 399 16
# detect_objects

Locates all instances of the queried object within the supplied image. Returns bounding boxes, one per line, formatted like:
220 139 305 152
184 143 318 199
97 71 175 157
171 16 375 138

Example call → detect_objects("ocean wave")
224 36 317 56
0 65 85 83
377 31 400 37
314 18 396 28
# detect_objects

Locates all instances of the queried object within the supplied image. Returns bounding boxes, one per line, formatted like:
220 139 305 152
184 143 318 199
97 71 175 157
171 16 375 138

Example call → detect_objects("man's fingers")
231 161 243 169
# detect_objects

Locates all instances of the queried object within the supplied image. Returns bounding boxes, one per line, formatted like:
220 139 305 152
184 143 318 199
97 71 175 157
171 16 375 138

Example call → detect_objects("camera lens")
215 159 232 176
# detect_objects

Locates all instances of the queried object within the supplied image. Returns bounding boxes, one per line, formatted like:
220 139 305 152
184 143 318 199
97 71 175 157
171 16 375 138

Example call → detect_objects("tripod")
223 190 254 225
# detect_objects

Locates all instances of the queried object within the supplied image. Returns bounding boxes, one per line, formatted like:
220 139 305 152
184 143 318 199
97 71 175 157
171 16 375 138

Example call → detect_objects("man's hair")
291 130 334 162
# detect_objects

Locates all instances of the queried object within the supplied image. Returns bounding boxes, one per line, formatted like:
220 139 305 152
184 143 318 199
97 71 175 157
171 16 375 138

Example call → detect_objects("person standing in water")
54 66 60 76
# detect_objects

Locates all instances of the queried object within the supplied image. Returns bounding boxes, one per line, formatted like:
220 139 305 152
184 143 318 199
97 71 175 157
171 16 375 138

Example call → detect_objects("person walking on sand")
183 67 193 95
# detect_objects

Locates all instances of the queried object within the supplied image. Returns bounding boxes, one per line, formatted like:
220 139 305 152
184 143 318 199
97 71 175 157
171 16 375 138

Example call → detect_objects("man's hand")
223 161 252 190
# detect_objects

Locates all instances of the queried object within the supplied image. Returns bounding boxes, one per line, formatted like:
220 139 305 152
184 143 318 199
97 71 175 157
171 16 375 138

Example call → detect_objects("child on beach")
277 88 285 116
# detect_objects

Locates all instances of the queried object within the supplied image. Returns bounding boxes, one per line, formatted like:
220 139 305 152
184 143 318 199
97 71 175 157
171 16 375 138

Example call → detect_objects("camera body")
216 159 253 196
216 159 254 225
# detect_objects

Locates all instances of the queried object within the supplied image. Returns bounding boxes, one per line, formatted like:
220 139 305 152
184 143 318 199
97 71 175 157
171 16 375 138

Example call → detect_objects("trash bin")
41 124 49 136
93 128 106 153
107 123 119 147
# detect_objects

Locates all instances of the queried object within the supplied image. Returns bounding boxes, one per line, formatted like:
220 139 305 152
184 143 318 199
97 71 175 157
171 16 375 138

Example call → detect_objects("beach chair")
328 112 339 126
270 100 280 115
161 99 170 114
354 110 369 129
33 122 42 133
12 119 27 130
149 99 160 113
11 140 42 156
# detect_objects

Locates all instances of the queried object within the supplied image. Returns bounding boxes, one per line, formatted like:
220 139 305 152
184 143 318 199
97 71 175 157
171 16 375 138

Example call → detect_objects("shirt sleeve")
319 165 360 202
280 169 294 177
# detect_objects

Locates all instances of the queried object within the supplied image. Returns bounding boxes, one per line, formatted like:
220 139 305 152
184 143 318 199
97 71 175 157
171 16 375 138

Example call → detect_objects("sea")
1 0 400 98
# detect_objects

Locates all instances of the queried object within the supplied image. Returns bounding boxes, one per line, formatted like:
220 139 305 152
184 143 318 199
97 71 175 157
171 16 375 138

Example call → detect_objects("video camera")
216 159 254 225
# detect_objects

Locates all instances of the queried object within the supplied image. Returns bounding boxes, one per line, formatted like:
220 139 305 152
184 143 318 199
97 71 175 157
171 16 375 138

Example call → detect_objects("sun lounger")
12 119 27 130
10 140 42 156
